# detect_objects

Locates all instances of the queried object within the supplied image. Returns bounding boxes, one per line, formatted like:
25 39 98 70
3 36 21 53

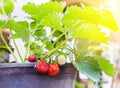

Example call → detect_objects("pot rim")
0 62 35 68
0 63 73 69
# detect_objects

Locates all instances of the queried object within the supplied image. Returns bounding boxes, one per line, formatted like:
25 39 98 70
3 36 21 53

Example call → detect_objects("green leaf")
0 44 12 52
62 6 118 31
28 42 43 56
99 10 118 31
22 2 40 15
30 22 47 40
22 1 66 22
75 38 89 58
34 25 47 40
41 12 64 32
10 34 20 39
72 23 109 43
62 6 101 24
0 20 5 27
46 41 54 50
30 22 36 29
54 30 62 37
0 50 5 56
53 31 65 41
3 20 30 42
75 81 85 88
0 0 14 15
29 42 36 50
0 44 9 49
73 56 101 82
34 46 43 56
94 55 115 76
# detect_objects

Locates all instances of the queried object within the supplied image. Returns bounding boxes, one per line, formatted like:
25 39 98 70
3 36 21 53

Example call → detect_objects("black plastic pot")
0 63 77 88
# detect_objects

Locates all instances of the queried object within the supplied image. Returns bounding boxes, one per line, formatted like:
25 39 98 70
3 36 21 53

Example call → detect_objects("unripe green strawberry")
28 55 36 62
48 62 60 76
36 61 49 73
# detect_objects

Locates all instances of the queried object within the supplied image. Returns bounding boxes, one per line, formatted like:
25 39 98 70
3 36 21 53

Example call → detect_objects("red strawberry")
36 61 49 73
48 62 60 76
28 55 37 62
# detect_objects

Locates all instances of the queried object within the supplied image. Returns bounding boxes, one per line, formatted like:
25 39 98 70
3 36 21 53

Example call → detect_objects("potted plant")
0 0 118 88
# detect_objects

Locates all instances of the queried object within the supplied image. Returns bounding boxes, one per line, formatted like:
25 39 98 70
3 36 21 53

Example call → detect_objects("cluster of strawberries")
27 55 66 76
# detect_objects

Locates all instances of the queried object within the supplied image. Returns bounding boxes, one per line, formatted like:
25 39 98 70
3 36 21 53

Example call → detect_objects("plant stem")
66 45 76 55
24 22 31 61
24 41 31 62
10 30 23 62
90 80 94 88
53 33 64 46
0 0 9 29
41 37 70 59
0 20 9 29
41 29 56 49
0 31 18 62
1 0 7 16
99 72 103 88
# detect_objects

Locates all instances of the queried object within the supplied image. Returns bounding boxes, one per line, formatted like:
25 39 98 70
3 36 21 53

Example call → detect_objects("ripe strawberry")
36 61 49 73
28 55 37 62
48 62 60 76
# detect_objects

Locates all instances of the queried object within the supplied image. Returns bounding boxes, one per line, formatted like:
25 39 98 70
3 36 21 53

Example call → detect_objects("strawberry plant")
0 0 118 87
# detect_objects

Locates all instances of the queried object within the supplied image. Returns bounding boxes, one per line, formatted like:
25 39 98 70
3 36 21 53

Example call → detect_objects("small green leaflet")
10 34 20 39
0 0 14 15
0 20 5 27
41 12 64 32
3 20 30 42
73 56 101 82
72 22 109 43
46 41 54 51
94 55 115 76
30 22 47 40
22 1 66 22
29 42 43 56
22 2 40 15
